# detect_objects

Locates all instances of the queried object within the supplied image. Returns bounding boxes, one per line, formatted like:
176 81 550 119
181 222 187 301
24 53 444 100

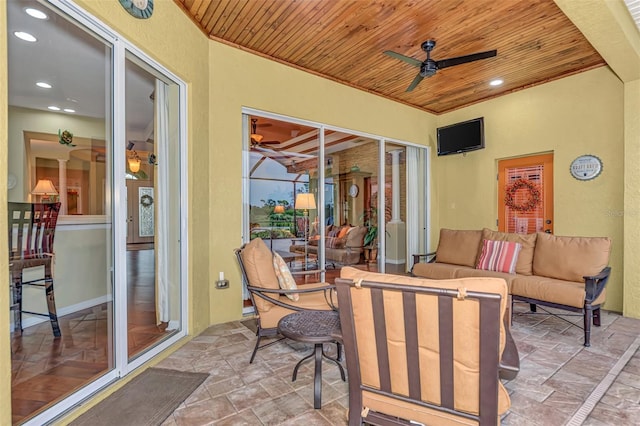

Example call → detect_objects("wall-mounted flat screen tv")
437 117 485 156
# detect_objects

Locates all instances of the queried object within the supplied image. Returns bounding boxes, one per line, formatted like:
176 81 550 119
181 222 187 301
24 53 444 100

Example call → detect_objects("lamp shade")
274 205 285 214
128 157 141 173
295 193 316 210
31 179 58 195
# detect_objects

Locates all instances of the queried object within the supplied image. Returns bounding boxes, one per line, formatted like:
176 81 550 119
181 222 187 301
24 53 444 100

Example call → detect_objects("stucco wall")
207 40 434 324
434 67 624 312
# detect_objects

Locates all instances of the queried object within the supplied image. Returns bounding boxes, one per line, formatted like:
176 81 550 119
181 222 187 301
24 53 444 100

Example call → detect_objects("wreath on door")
140 194 154 208
504 178 541 212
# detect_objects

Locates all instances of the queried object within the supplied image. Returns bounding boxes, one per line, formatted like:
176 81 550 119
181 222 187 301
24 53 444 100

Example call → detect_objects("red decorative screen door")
498 153 553 234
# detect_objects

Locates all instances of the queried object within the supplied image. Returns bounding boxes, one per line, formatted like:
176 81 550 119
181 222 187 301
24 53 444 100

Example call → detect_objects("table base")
292 343 346 409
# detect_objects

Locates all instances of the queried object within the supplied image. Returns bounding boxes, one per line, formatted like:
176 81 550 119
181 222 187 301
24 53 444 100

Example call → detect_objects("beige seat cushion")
241 238 280 312
481 228 537 275
340 267 510 417
412 262 474 280
259 282 334 328
435 229 483 268
511 275 606 308
532 233 611 282
454 267 518 290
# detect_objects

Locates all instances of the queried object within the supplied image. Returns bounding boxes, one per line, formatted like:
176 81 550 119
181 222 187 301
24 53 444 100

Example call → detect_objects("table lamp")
31 179 58 202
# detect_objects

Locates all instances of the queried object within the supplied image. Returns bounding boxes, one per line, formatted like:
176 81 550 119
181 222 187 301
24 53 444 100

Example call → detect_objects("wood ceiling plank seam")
292 2 380 66
260 1 328 56
208 0 251 39
187 0 205 16
233 2 277 46
250 1 320 56
311 4 422 80
203 0 233 34
172 0 210 35
222 1 268 42
282 1 363 62
273 1 350 59
237 1 297 51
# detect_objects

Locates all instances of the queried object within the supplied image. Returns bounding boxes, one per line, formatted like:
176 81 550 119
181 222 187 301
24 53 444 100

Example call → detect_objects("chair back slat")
438 295 455 410
8 202 60 259
371 288 391 393
402 292 421 400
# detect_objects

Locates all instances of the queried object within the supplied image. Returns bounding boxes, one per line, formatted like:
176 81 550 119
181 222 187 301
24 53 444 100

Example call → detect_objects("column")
58 159 68 215
386 149 406 264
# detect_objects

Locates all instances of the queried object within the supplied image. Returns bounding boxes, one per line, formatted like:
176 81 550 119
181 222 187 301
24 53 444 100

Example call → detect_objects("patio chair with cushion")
335 267 513 425
235 237 337 363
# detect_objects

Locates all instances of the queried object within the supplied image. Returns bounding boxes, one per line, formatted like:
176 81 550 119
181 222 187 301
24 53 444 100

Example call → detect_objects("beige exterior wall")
435 67 624 311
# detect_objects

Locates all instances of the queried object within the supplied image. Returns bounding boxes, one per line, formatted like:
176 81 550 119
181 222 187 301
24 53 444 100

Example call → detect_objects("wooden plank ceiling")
174 0 605 115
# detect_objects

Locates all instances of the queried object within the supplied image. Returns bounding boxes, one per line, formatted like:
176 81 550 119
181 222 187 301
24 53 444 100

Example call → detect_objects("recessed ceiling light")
47 106 60 111
14 31 37 42
36 82 52 89
63 108 75 113
489 79 504 87
25 8 48 20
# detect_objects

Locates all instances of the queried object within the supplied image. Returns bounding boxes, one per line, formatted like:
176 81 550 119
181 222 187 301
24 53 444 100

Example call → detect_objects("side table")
277 310 346 409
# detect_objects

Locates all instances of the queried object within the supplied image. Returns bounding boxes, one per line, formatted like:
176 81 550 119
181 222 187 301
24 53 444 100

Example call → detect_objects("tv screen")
437 117 484 156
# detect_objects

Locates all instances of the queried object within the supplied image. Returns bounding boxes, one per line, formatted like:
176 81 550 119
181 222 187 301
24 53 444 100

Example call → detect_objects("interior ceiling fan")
384 40 497 92
250 118 280 145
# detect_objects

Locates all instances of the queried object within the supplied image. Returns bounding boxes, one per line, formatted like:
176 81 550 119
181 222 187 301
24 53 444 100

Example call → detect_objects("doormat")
70 368 208 426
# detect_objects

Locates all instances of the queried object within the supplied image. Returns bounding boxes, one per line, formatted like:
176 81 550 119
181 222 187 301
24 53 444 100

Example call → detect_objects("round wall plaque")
119 0 154 19
570 155 602 181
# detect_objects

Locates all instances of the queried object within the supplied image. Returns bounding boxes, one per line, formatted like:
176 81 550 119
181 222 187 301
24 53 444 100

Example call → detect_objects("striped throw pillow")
476 239 522 274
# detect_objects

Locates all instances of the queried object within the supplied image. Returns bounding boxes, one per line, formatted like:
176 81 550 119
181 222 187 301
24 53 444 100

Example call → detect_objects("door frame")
497 152 554 234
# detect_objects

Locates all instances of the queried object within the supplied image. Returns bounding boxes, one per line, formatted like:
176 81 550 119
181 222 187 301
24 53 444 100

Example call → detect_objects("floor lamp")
295 193 316 269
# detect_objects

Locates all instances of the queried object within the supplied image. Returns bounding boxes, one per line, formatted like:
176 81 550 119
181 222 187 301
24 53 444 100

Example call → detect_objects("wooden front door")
498 153 553 234
126 180 155 245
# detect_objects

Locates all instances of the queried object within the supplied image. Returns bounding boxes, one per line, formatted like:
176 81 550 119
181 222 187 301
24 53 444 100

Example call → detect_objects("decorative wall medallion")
570 155 602 181
119 0 154 19
349 184 359 198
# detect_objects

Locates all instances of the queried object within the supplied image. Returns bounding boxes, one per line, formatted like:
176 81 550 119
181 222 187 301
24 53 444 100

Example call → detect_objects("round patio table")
278 310 345 409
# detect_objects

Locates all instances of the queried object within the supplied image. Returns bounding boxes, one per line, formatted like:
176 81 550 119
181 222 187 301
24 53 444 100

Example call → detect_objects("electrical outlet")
215 279 229 289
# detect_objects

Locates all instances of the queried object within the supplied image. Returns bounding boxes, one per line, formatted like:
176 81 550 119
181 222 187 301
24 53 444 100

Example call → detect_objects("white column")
390 149 402 223
58 159 68 215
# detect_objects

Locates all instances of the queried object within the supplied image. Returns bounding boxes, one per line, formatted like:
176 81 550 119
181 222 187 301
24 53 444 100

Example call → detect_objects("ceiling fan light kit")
384 39 497 92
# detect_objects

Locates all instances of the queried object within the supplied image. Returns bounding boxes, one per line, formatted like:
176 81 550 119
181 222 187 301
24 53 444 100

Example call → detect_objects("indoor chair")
336 267 514 426
235 237 337 363
9 202 62 337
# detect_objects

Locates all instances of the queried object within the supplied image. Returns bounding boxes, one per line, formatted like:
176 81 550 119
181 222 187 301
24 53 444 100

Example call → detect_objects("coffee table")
277 310 345 409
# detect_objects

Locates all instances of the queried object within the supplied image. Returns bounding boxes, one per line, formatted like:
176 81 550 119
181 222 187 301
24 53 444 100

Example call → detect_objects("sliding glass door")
7 0 188 422
241 110 429 297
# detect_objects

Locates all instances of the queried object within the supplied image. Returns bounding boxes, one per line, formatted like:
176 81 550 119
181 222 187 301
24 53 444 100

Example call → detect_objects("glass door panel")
7 0 114 422
124 55 182 361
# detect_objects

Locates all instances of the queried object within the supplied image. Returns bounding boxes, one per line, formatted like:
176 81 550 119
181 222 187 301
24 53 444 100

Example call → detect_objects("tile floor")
157 303 640 426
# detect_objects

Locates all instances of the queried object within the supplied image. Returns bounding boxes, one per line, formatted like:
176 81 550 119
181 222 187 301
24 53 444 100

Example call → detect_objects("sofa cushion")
412 262 473 279
435 229 483 267
532 233 611 282
454 267 517 289
476 239 522 274
346 225 368 248
241 238 281 313
338 226 351 238
272 252 299 301
511 275 606 308
482 228 537 275
327 237 346 249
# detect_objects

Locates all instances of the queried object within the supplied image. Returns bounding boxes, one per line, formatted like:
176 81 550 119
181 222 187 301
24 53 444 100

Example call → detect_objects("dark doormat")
70 368 208 426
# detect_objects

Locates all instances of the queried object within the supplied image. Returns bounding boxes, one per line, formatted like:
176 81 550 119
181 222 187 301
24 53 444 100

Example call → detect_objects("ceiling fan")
250 119 280 145
384 40 497 92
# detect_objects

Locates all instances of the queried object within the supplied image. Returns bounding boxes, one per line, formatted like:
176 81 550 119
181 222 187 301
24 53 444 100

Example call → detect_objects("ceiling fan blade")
384 50 423 68
435 50 497 69
259 140 280 144
406 72 425 92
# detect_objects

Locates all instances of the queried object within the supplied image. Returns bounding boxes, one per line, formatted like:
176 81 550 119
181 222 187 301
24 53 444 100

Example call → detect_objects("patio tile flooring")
157 303 640 425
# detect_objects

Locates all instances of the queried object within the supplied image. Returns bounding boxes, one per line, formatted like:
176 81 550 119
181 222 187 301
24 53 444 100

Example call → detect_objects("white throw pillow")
272 252 299 301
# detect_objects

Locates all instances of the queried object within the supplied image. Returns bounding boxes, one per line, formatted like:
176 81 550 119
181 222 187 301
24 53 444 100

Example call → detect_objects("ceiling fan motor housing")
420 60 437 77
